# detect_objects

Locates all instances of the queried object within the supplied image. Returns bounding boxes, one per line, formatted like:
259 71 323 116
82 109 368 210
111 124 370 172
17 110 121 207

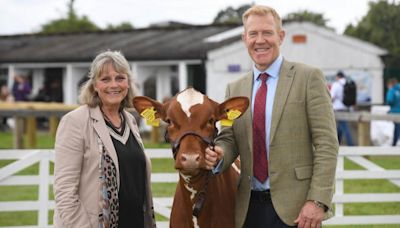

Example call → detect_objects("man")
204 5 338 228
386 78 400 146
330 71 354 146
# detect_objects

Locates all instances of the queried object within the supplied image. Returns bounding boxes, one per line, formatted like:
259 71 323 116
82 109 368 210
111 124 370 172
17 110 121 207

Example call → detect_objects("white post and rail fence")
0 147 399 228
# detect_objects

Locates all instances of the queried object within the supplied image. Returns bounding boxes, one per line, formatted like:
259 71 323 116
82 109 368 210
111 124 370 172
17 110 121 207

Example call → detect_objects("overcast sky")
0 0 394 35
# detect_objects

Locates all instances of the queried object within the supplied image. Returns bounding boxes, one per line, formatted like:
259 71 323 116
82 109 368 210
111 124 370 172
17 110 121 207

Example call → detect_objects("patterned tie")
253 73 269 183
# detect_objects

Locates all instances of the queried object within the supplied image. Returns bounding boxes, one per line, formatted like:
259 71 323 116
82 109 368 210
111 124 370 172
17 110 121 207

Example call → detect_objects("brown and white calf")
133 88 249 228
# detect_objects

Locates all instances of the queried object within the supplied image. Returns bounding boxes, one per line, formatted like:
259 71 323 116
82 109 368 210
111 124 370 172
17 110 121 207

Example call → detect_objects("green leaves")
344 0 400 67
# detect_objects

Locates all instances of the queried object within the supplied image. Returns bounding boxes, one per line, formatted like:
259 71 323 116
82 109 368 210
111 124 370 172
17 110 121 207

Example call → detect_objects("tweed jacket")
53 105 156 228
216 59 339 227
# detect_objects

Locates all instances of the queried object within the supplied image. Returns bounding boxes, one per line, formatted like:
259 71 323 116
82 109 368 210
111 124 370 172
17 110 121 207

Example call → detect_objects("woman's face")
94 64 129 110
1 86 9 95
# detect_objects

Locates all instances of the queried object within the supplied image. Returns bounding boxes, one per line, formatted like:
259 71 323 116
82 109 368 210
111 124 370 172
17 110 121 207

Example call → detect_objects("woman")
0 84 14 130
0 84 14 102
54 50 156 228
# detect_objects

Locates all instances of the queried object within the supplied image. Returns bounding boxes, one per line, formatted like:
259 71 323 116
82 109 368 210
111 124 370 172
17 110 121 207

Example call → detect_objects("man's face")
242 13 285 71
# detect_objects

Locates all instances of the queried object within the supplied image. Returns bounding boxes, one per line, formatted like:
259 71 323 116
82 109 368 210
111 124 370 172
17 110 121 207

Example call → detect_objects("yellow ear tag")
220 109 242 127
140 107 160 127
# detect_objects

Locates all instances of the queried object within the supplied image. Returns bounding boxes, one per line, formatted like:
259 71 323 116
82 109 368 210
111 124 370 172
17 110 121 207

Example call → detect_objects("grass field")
0 131 399 227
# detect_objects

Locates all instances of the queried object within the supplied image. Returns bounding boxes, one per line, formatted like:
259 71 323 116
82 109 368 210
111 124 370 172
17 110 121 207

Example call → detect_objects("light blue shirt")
213 55 283 192
251 54 283 191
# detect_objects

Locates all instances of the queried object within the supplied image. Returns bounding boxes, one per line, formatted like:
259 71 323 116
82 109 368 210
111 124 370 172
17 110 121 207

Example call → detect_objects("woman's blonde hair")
242 5 283 31
79 50 135 108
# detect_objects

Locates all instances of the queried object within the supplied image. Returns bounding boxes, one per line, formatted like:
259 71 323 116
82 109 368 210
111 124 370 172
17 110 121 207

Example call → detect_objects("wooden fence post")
26 116 37 148
13 116 24 149
358 120 371 146
151 126 160 144
49 116 59 137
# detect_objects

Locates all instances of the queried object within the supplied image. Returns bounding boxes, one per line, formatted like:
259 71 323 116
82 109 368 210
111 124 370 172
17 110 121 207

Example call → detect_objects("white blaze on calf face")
177 88 204 117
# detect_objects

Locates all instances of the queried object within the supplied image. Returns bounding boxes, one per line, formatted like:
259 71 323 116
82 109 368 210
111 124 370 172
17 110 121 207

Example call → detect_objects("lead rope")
192 170 212 218
192 142 215 218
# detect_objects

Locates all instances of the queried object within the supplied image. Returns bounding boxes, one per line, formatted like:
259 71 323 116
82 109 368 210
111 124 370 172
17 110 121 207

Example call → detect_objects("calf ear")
132 96 166 125
218 97 249 125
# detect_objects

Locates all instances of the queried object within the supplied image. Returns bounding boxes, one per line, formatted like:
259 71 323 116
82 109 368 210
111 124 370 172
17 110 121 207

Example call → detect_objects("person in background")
34 79 63 102
53 50 156 228
12 74 31 101
330 71 354 146
386 78 400 146
0 84 14 103
204 5 338 228
0 84 14 131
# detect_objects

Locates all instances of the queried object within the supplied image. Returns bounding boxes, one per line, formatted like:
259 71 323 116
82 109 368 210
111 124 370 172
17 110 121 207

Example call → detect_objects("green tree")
40 0 99 34
283 10 332 30
212 4 251 25
105 22 134 31
344 0 400 67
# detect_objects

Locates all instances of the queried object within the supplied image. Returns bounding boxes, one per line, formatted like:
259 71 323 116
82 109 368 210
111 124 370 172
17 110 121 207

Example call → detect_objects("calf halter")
164 127 217 160
164 126 218 218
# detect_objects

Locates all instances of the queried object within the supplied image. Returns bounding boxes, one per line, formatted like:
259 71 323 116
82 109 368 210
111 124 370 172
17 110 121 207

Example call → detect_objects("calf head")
133 88 249 176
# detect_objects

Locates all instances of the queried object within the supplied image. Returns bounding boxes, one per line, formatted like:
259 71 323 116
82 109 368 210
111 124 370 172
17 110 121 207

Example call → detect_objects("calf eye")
208 118 215 125
165 118 180 129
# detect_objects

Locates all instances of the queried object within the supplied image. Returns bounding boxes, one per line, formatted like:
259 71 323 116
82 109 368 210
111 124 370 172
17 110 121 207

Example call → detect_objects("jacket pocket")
294 165 313 180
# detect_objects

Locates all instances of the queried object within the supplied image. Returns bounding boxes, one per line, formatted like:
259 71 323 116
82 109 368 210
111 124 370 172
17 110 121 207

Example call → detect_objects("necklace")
101 109 123 130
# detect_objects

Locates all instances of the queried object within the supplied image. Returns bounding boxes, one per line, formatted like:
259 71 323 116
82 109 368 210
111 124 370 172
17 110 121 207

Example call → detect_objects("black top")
106 119 146 228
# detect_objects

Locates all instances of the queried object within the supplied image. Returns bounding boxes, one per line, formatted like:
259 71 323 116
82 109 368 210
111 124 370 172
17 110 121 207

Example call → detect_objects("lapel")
269 59 296 144
90 106 120 180
239 72 254 155
124 110 145 151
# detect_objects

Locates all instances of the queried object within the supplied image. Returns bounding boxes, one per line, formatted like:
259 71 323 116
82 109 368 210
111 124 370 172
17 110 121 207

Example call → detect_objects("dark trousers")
244 190 296 228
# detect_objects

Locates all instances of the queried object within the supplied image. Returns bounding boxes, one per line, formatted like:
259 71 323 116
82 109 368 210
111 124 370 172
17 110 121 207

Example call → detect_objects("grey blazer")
216 60 339 227
53 105 156 228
